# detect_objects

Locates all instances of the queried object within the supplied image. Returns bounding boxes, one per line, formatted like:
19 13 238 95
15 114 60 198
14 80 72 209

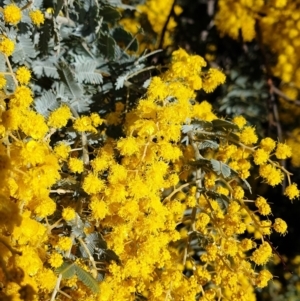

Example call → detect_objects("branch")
271 84 300 106
158 0 176 49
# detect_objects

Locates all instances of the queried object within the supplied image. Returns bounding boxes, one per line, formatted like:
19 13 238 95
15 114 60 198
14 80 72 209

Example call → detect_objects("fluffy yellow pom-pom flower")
273 218 288 235
62 207 76 221
284 183 300 201
0 37 15 56
16 66 31 85
3 4 22 25
48 252 63 268
0 74 6 89
275 143 292 159
29 10 45 26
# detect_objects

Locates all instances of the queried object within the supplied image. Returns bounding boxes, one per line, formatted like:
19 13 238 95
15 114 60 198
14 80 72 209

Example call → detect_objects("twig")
158 0 176 49
271 85 300 106
50 189 74 194
77 237 98 276
126 66 157 80
135 49 163 65
163 180 200 203
50 233 75 301
4 55 18 87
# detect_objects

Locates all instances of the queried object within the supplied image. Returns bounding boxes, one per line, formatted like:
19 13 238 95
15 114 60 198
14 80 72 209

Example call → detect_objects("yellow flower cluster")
0 41 294 301
120 0 182 51
214 0 300 168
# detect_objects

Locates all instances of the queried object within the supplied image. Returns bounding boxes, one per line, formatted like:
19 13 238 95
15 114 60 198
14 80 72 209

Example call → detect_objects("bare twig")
271 84 300 106
158 0 176 49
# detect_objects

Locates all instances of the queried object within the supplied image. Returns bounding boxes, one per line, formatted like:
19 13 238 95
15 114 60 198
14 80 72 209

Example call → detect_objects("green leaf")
74 61 103 84
101 6 121 23
4 75 16 94
58 62 83 98
55 262 76 279
226 132 240 143
75 264 100 294
188 158 212 173
210 159 231 178
38 20 53 55
12 35 37 64
199 140 219 150
0 54 6 72
54 0 64 18
99 34 116 60
205 190 230 209
32 58 59 79
35 90 59 117
112 27 138 52
212 119 239 131
104 249 120 263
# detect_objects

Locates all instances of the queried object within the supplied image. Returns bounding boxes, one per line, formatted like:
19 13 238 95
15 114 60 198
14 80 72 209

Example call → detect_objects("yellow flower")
0 37 15 56
259 164 284 186
68 157 84 173
34 196 56 218
232 115 247 129
62 207 76 221
57 237 73 251
253 148 269 165
255 270 273 288
273 218 288 235
240 238 256 251
202 68 226 93
250 241 272 265
48 252 63 268
54 143 71 159
82 173 105 194
16 66 31 85
260 137 276 153
255 196 271 215
21 110 49 139
90 196 109 220
73 116 97 133
0 74 6 89
117 136 140 156
3 4 22 25
275 143 292 159
284 183 300 200
10 85 33 108
90 112 104 126
195 213 210 232
48 105 72 128
35 268 57 292
239 126 258 145
29 10 45 26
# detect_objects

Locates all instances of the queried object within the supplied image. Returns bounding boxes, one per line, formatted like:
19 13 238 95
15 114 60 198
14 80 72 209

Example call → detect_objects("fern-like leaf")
55 262 76 279
32 58 59 79
35 90 59 117
4 75 16 93
12 35 37 64
75 264 100 294
74 61 103 84
58 62 83 98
